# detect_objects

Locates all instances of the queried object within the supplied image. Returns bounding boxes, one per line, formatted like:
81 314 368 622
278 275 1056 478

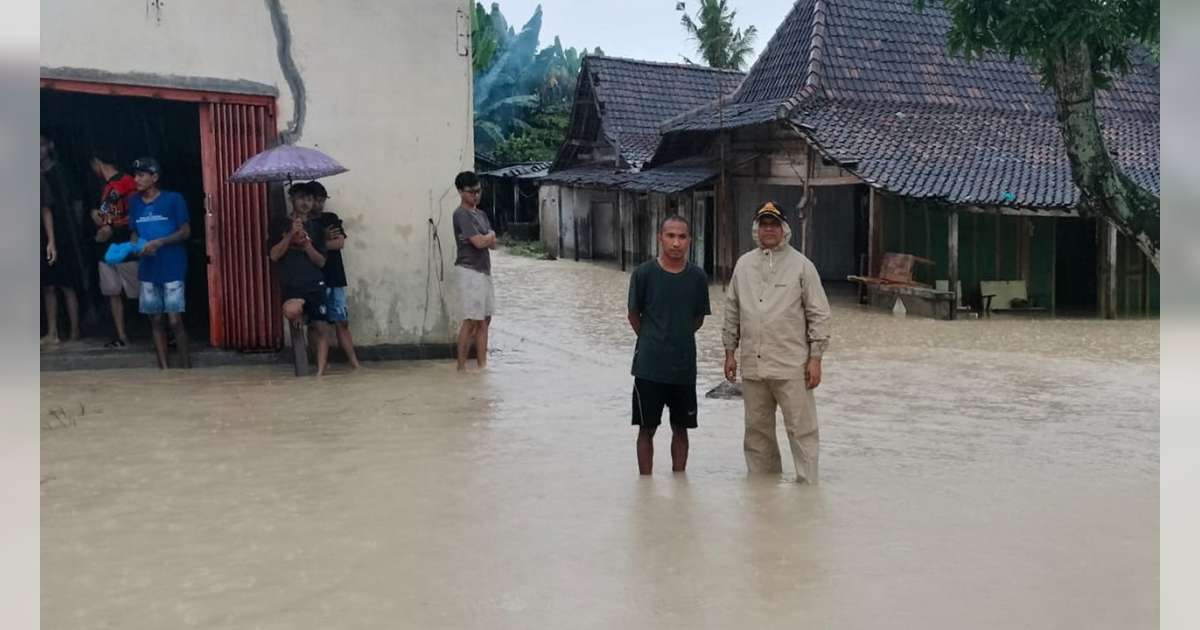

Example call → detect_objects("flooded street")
41 250 1159 629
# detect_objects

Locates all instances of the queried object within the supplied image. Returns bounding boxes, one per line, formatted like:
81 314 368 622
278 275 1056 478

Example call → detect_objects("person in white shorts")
88 149 139 349
451 171 496 371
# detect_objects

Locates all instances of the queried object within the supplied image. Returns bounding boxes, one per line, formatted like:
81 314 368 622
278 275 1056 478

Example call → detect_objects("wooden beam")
965 205 1077 218
1050 218 1057 316
618 193 626 271
1104 219 1118 319
807 175 865 187
40 77 276 106
512 179 520 228
868 188 882 276
729 174 864 188
948 210 960 320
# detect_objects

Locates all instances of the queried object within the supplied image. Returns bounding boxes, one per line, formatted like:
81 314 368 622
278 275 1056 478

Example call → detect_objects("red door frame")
40 78 279 349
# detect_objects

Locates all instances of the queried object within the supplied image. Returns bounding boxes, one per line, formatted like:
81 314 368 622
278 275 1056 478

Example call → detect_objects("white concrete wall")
41 0 473 346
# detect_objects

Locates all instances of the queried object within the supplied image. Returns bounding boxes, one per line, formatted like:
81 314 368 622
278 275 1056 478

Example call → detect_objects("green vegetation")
679 0 758 70
499 234 553 259
472 3 604 164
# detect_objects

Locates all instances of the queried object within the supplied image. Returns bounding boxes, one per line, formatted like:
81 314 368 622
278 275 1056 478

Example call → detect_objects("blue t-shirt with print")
129 191 189 284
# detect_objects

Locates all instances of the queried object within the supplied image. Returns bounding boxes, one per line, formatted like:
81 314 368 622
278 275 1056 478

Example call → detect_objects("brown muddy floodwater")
41 250 1159 629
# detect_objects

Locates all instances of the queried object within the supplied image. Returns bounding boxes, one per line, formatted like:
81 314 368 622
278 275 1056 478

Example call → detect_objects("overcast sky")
484 0 794 66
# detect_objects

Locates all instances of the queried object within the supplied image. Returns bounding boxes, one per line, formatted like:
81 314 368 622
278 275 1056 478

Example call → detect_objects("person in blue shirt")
128 157 191 369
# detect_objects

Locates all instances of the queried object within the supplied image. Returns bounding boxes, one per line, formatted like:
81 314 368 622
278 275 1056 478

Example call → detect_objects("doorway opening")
41 89 209 342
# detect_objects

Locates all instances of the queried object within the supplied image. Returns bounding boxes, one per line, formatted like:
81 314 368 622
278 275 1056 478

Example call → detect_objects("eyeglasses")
464 188 482 195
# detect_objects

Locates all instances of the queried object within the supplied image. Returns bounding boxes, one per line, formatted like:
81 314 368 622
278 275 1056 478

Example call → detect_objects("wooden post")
618 192 626 271
557 187 563 256
572 188 580 262
512 178 520 226
868 188 882 276
1050 219 1057 316
1104 219 1118 319
948 210 959 320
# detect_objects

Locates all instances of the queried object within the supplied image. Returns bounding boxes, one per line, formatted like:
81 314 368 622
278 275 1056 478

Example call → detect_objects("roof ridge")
776 0 827 120
587 54 747 75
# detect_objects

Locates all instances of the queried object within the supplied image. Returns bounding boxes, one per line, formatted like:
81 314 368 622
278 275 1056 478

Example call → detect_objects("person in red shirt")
89 149 138 349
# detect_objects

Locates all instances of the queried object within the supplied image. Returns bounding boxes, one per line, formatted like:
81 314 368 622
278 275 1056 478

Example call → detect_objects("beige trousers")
742 378 819 483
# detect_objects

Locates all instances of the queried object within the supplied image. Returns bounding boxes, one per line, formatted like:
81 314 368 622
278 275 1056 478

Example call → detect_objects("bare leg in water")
168 313 190 369
62 287 80 341
637 426 657 475
335 321 361 369
474 316 491 368
311 321 331 377
149 314 169 369
42 286 59 344
671 426 689 472
109 295 130 345
456 319 478 371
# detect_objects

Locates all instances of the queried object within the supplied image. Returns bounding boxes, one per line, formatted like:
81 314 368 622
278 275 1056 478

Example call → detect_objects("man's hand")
325 225 344 240
141 239 162 256
805 357 822 390
90 209 104 226
724 352 738 383
95 225 113 243
46 242 57 265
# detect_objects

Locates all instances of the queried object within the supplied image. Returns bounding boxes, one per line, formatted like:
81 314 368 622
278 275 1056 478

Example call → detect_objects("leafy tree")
493 104 572 163
916 0 1160 270
680 0 757 70
470 3 603 163
471 2 502 72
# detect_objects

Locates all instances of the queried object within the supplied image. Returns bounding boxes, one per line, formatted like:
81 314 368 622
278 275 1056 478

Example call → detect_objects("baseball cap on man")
755 201 787 224
306 181 328 199
131 156 161 175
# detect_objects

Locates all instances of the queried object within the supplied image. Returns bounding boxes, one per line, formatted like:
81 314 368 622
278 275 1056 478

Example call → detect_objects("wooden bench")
849 253 956 319
978 280 1047 315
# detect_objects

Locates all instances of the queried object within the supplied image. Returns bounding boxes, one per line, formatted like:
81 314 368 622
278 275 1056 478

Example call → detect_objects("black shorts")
632 378 698 429
282 285 331 323
40 242 80 289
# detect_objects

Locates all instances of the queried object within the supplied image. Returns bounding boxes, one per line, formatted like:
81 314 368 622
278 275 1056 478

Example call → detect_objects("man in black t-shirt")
267 183 332 376
307 181 360 369
627 214 711 475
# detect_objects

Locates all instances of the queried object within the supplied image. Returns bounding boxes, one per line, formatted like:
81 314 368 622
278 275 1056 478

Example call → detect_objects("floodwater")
41 251 1159 629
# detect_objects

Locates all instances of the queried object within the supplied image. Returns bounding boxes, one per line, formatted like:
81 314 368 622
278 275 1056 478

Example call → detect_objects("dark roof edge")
585 54 746 75
40 66 279 97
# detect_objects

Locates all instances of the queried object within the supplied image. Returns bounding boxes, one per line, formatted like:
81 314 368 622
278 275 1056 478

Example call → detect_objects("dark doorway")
41 89 209 342
1055 217 1099 314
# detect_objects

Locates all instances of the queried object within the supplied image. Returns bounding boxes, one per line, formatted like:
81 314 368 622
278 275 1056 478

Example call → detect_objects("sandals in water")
104 338 128 349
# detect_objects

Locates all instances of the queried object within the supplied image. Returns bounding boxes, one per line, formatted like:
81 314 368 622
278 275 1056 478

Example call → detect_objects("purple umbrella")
228 144 348 184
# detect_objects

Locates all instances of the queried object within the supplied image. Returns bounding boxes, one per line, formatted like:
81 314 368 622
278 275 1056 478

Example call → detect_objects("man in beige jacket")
722 202 831 483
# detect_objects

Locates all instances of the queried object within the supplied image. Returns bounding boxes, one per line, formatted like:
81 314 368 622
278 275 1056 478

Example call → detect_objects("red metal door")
199 103 282 350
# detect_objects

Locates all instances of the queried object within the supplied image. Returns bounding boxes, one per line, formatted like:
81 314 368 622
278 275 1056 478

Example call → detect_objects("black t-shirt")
267 214 327 292
627 260 712 385
316 211 347 288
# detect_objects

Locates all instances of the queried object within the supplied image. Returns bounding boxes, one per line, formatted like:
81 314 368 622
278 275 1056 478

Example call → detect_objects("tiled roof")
655 0 1159 209
480 161 551 179
576 56 745 168
793 99 1159 209
543 156 749 193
